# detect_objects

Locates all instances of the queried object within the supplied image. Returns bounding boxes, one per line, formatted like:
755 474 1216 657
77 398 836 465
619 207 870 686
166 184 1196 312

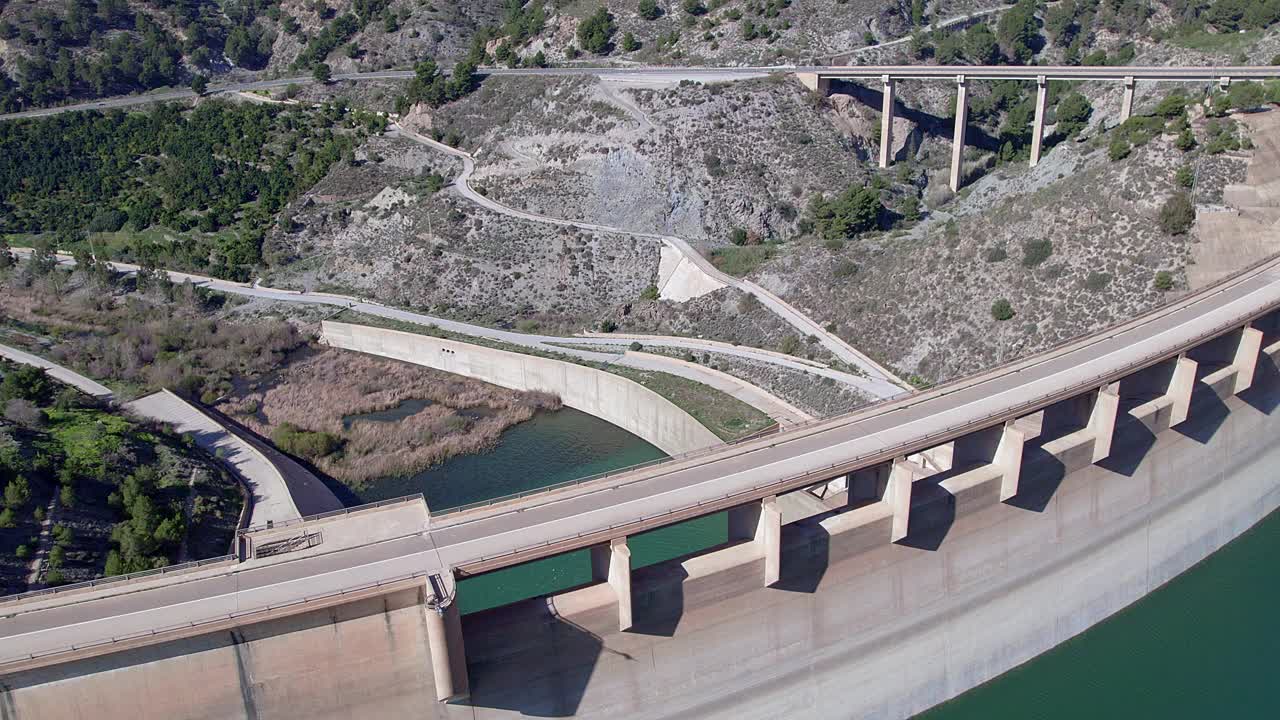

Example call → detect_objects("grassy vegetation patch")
710 244 779 277
608 366 774 442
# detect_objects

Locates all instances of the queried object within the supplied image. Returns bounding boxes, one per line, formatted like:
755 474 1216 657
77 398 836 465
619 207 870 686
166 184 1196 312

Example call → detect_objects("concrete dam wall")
319 321 721 456
4 349 1279 719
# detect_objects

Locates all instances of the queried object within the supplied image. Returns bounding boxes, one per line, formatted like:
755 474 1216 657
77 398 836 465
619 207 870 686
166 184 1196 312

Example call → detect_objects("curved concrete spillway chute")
319 320 723 456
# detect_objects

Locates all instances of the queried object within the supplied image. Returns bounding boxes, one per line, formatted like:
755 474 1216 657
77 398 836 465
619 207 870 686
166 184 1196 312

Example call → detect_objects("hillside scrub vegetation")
1 255 306 403
0 362 240 595
217 349 562 490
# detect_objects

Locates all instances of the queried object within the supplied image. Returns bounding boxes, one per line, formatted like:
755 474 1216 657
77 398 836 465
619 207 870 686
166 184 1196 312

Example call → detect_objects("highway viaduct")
3 254 1280 717
794 64 1280 191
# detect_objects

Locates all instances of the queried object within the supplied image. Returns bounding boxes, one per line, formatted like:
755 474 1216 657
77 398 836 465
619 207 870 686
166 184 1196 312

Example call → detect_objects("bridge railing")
0 554 237 607
432 422 783 517
236 493 425 535
436 253 1280 525
0 569 434 667
452 278 1280 569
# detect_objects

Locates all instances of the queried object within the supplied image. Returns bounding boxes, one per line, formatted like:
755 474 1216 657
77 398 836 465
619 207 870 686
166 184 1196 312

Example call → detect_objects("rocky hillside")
262 132 661 331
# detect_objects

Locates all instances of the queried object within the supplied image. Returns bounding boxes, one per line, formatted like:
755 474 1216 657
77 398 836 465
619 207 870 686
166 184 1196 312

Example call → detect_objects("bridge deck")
2 260 1279 669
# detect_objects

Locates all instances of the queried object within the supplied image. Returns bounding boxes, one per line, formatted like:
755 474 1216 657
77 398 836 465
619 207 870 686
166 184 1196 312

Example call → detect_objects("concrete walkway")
125 390 341 526
0 344 113 400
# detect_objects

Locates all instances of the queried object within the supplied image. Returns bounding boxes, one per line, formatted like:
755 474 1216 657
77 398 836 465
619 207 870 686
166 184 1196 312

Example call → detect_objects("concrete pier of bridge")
796 65 1280 189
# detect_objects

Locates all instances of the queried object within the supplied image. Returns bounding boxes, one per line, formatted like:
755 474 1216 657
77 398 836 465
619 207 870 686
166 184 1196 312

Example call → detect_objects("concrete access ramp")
319 321 721 456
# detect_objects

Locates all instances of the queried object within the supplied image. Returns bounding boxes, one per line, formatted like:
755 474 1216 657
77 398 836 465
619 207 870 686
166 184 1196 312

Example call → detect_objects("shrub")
984 244 1008 263
599 319 618 333
1055 92 1093 137
1176 165 1195 189
4 476 30 510
729 227 749 246
640 285 659 301
53 524 73 547
1175 128 1197 151
1084 271 1112 291
1158 192 1196 235
1152 91 1188 119
1021 238 1053 267
621 32 640 52
833 260 860 278
823 238 845 252
45 569 66 585
271 423 341 459
577 8 616 53
1108 137 1132 161
1154 270 1175 291
0 508 13 528
628 341 643 351
15 544 30 559
991 299 1015 321
778 334 801 355
808 185 883 240
638 0 662 20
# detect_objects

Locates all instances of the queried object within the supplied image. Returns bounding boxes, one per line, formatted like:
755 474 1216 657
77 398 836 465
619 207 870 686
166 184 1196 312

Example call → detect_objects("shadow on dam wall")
457 344 1280 718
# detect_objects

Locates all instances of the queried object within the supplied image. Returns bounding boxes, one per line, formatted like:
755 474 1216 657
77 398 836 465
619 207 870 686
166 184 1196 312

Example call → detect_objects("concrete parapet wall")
1 587 445 720
320 321 720 455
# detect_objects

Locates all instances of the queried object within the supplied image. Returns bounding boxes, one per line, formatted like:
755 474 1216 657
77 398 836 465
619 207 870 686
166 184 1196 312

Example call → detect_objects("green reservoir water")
919 507 1280 719
350 404 728 615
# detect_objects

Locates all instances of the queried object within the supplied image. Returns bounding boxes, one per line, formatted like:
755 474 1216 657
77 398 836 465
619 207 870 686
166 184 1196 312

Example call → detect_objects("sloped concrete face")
1 587 449 720
455 368 1280 720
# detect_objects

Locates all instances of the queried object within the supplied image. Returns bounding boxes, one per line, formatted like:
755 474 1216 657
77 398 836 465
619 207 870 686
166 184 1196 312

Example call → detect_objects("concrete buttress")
950 76 969 192
592 538 632 631
879 76 895 168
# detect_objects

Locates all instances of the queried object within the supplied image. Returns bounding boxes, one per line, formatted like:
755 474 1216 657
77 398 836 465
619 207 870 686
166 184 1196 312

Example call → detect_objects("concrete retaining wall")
320 321 721 456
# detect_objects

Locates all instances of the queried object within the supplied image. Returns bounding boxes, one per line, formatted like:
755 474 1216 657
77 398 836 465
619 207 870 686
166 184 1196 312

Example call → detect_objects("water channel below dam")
345 402 1279 717
345 403 727 616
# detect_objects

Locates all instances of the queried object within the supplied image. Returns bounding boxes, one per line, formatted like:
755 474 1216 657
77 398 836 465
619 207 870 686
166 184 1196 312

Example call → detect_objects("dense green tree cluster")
577 8 616 54
502 0 546 45
0 100 369 280
807 186 884 240
0 0 294 110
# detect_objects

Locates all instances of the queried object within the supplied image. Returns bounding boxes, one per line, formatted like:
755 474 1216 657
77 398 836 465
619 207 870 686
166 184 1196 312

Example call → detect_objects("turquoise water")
351 405 729 614
919 508 1280 719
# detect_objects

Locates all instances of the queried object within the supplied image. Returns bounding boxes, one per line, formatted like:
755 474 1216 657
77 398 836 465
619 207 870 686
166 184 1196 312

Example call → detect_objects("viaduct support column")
424 575 469 702
1120 76 1135 123
1233 323 1264 394
591 537 632 631
1030 75 1047 167
1170 355 1198 427
888 457 916 542
996 420 1028 502
879 75 895 168
950 75 969 192
1088 382 1121 463
728 496 782 586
